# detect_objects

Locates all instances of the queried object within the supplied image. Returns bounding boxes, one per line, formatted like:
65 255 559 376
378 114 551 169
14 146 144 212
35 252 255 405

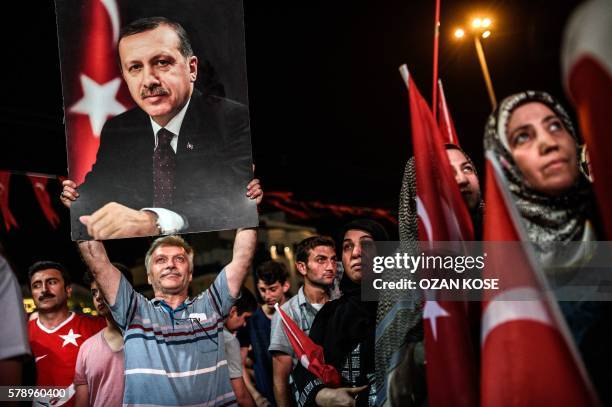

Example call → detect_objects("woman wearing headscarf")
483 90 612 404
376 144 485 407
292 219 388 407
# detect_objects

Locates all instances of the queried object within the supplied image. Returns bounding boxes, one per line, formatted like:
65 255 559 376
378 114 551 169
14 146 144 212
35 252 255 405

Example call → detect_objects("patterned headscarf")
375 157 423 405
483 90 592 253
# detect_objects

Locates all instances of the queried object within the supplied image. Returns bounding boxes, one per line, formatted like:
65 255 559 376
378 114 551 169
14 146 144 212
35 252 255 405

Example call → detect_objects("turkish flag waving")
63 0 132 185
400 66 473 243
562 0 612 239
274 304 342 387
481 153 598 406
28 176 60 228
400 66 478 407
0 171 18 231
437 79 461 147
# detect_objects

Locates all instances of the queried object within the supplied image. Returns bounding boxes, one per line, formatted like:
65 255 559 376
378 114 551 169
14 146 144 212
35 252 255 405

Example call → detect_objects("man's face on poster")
118 24 198 127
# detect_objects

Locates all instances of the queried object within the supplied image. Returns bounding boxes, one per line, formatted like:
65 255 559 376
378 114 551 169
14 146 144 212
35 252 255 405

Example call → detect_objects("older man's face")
147 245 192 296
118 24 197 127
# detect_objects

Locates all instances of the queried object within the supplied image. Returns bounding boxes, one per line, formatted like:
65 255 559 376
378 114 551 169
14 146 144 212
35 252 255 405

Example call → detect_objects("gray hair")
144 235 194 274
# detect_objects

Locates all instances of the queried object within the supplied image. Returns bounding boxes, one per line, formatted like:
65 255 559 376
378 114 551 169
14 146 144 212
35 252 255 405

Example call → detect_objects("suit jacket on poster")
71 90 256 240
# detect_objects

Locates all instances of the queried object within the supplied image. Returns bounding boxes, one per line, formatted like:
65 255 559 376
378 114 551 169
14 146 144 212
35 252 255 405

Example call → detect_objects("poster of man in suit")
55 0 257 240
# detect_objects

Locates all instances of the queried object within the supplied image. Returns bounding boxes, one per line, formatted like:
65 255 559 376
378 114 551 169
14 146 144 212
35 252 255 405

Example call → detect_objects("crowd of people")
1 3 610 407
2 87 608 406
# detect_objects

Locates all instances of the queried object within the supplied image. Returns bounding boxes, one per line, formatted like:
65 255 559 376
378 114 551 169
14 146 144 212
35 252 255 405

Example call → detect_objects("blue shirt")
238 307 276 406
110 268 236 406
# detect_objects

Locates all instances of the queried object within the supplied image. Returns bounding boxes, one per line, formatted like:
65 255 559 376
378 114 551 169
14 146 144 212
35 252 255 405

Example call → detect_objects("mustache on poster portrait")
141 86 170 98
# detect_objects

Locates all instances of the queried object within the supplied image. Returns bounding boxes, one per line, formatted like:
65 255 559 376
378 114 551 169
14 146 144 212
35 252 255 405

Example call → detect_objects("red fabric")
480 159 597 406
567 55 612 239
0 171 18 230
407 73 473 242
65 0 132 185
28 176 60 228
28 313 105 406
403 71 478 407
437 80 461 146
276 305 341 387
264 191 397 224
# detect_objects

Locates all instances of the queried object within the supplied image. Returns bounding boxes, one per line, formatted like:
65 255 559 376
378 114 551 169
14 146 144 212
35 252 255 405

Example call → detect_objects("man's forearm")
74 384 89 407
272 353 294 407
231 377 256 407
243 366 267 406
77 240 121 305
226 228 257 297
273 379 292 407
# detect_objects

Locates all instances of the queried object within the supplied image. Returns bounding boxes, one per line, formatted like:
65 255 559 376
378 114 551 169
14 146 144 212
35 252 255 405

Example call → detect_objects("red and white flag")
437 79 461 147
562 0 612 239
64 0 132 185
28 176 60 228
481 153 598 406
0 171 18 231
399 66 478 407
274 304 341 387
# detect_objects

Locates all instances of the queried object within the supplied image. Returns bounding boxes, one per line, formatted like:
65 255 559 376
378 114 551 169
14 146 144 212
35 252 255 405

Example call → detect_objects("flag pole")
473 35 497 110
432 0 441 119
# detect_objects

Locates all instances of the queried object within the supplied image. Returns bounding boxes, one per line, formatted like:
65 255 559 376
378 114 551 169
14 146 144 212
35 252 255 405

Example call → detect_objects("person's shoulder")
74 313 106 330
28 317 38 332
191 92 248 118
79 330 102 354
280 294 300 314
102 105 148 131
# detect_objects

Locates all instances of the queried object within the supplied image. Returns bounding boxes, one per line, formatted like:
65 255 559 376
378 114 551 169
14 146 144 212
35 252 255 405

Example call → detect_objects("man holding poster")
61 16 256 240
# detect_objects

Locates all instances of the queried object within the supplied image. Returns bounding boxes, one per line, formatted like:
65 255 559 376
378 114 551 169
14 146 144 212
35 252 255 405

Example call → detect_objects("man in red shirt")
28 261 105 406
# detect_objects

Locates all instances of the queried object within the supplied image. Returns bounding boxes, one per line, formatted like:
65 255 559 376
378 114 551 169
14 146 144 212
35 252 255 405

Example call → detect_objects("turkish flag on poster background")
63 0 133 185
399 66 478 407
562 0 612 239
480 154 598 406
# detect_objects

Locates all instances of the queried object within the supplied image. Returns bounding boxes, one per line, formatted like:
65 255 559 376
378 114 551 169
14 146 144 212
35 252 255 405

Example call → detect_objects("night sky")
0 0 584 278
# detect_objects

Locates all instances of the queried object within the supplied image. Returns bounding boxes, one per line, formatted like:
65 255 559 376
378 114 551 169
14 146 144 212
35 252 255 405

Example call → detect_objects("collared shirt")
110 267 237 407
149 98 191 153
143 98 192 233
269 286 338 364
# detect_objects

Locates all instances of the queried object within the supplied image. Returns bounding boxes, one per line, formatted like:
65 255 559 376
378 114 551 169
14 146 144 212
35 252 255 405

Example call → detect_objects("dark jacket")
71 91 257 240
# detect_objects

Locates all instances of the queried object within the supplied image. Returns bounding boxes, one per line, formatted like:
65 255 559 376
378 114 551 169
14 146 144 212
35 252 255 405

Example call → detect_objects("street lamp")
454 16 497 109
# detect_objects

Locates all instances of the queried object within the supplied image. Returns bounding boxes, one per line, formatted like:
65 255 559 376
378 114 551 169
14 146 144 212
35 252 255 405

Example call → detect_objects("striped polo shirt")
110 268 236 406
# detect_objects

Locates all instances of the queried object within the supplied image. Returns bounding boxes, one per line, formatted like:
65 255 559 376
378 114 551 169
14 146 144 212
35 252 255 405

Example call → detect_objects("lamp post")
455 17 497 110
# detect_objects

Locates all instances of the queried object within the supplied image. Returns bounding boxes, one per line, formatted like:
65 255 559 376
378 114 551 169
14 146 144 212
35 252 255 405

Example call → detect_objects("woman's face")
507 102 578 196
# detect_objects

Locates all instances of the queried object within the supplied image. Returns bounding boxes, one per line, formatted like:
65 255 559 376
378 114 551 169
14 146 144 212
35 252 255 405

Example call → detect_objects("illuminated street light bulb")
472 18 482 28
482 30 491 39
454 28 465 38
482 18 492 28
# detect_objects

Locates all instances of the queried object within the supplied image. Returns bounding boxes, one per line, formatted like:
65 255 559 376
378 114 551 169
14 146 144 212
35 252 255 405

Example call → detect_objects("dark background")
0 0 584 280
